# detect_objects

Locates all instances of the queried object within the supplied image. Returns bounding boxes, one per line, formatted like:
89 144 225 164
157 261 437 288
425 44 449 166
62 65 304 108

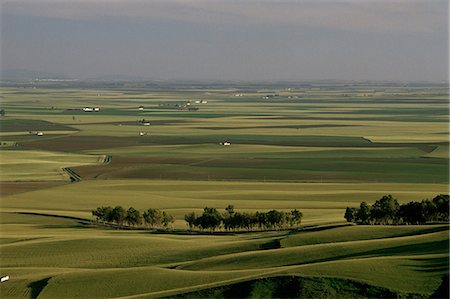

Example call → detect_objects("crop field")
0 83 448 298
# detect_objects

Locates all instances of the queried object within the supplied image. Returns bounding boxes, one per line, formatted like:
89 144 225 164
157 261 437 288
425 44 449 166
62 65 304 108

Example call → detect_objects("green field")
0 83 448 298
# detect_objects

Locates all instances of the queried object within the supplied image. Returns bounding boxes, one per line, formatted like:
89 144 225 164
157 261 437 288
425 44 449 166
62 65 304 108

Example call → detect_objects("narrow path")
62 154 111 182
103 155 112 164
62 167 81 182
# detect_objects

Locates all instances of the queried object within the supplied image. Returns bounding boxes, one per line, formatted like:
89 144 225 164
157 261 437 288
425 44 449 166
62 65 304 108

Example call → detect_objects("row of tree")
185 205 303 231
92 206 175 228
345 194 449 225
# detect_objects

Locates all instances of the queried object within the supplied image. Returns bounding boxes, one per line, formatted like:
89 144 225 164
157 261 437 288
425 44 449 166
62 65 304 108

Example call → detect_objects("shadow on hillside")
164 275 405 299
281 239 449 269
27 277 51 299
406 256 449 273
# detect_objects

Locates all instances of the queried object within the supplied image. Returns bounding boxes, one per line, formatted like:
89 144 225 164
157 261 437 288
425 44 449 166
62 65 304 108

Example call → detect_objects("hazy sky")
1 0 448 81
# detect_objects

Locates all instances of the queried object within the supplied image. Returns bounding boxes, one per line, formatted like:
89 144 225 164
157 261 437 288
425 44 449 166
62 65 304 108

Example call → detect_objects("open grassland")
0 84 448 298
0 212 448 298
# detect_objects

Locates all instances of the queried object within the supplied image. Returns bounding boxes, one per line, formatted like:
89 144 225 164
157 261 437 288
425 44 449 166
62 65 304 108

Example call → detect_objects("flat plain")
0 83 448 298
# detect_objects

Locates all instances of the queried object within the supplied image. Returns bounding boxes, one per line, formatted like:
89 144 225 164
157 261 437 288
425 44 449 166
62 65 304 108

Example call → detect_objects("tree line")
92 206 175 228
345 194 449 225
185 205 303 231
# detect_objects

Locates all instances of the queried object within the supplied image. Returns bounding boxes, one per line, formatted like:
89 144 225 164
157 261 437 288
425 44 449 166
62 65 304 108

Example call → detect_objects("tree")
256 211 267 229
266 210 284 229
290 209 303 226
398 201 426 224
344 207 356 223
241 212 255 230
162 211 175 228
110 206 126 225
185 206 303 232
223 205 236 231
197 207 222 231
92 206 112 222
433 194 449 221
0 109 5 117
225 204 235 216
370 195 399 224
421 200 437 222
185 212 197 229
346 194 449 226
125 207 142 226
143 208 162 227
356 202 371 224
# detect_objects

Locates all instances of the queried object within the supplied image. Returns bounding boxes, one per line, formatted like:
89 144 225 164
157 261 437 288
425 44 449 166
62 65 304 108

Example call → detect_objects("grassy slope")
1 213 447 298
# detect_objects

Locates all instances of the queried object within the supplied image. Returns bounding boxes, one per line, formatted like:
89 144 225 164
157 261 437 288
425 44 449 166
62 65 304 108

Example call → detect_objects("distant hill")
0 68 70 81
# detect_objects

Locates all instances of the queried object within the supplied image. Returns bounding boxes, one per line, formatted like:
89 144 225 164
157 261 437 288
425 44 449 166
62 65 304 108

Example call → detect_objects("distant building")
143 122 150 126
220 141 231 146
36 132 44 136
83 107 100 112
1 276 9 283
138 106 144 111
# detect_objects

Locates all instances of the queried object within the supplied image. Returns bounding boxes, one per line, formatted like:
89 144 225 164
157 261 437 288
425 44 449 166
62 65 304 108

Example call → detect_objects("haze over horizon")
1 0 448 82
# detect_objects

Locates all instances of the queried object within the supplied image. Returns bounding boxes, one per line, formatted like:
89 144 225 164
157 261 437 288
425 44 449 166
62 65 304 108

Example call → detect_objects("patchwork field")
0 83 448 298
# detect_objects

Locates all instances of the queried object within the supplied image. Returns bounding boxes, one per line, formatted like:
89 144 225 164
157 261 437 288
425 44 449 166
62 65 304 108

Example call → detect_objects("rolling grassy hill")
0 212 447 298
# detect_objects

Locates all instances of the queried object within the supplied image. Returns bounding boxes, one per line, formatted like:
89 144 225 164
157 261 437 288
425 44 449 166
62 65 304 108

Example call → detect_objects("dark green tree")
256 211 266 229
125 207 142 226
162 211 175 228
197 207 222 231
356 202 371 224
110 206 126 225
223 205 236 231
290 209 303 226
266 210 284 229
225 205 235 216
398 201 426 224
143 208 162 227
370 195 399 224
433 194 449 221
92 206 112 222
421 200 437 222
344 207 357 223
184 212 197 229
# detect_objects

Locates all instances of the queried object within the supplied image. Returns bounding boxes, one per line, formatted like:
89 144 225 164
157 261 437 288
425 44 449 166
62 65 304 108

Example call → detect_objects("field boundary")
62 167 81 182
102 155 112 164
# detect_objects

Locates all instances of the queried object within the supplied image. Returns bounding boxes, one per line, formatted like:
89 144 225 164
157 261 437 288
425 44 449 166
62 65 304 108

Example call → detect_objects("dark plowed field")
22 134 375 152
80 119 192 126
72 156 200 179
201 124 354 130
0 119 77 132
22 136 144 151
0 181 68 197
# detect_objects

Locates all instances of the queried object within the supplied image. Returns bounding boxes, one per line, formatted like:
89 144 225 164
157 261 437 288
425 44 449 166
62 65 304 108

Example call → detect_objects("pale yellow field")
0 150 105 181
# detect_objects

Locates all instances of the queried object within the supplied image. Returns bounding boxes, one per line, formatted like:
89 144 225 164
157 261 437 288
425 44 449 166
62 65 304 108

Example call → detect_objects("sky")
1 0 448 82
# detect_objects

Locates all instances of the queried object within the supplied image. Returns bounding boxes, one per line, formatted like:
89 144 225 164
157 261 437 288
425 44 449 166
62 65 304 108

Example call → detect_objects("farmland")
0 82 448 298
